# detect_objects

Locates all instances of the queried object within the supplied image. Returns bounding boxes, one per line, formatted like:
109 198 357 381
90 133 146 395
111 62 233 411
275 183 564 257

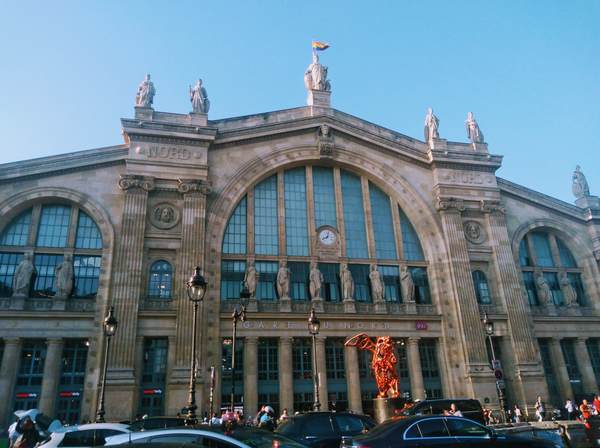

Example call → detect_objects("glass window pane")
543 272 563 306
409 267 431 304
567 273 586 306
73 256 101 298
36 205 71 248
254 176 279 255
341 171 368 259
33 254 63 297
220 260 246 300
531 232 554 267
326 339 346 379
0 252 23 297
258 339 278 381
472 270 491 304
419 340 442 399
289 261 309 300
75 211 102 249
445 418 488 437
319 263 340 302
522 271 538 305
223 197 247 254
538 339 561 406
417 419 450 437
369 183 397 259
313 167 337 229
518 238 532 267
148 260 173 299
292 338 312 380
399 208 424 261
284 168 309 256
379 265 400 302
556 238 577 268
1 210 32 246
256 261 278 300
348 264 370 302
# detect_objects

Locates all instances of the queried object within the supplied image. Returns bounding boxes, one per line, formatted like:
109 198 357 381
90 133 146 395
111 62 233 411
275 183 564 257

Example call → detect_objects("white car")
39 423 130 448
8 409 62 447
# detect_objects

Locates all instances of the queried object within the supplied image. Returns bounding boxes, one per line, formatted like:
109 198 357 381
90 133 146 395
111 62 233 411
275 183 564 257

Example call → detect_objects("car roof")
106 428 239 446
56 423 130 433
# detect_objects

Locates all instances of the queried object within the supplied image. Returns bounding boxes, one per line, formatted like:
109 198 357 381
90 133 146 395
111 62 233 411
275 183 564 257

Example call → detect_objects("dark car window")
404 424 421 439
304 415 334 437
60 430 96 447
148 435 201 444
334 415 366 436
445 418 489 437
460 401 481 412
276 419 297 436
228 429 307 448
417 419 450 438
199 436 239 448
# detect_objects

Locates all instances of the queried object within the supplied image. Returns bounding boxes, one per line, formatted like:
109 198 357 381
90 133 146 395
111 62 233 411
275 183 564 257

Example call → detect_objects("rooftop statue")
424 107 440 143
465 111 484 144
304 51 331 92
189 79 210 113
572 165 590 199
135 74 156 108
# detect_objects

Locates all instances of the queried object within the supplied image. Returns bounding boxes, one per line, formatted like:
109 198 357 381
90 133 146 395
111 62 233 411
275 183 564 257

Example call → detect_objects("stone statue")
304 51 331 92
55 254 73 299
340 263 354 301
276 260 290 300
135 74 156 108
244 261 258 298
535 271 552 306
13 253 35 298
309 261 323 300
189 79 210 113
400 265 415 303
424 107 440 143
559 271 578 307
465 112 484 144
572 165 590 199
369 264 384 302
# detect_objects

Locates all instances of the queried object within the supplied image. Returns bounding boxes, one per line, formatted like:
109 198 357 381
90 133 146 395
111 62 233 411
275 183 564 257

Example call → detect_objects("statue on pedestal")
572 165 590 199
276 260 290 300
424 108 440 143
535 271 552 306
559 271 578 307
135 74 156 108
304 51 331 92
369 264 384 302
400 265 415 303
465 111 484 144
340 262 354 301
13 253 35 298
55 254 73 299
309 261 323 301
244 261 258 299
189 79 210 113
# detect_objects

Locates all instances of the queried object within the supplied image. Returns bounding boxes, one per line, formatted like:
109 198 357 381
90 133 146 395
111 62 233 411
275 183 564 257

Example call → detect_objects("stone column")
344 345 363 414
407 338 425 401
39 338 64 415
315 337 328 410
574 338 599 394
0 339 22 427
243 337 258 419
549 338 574 402
278 337 294 413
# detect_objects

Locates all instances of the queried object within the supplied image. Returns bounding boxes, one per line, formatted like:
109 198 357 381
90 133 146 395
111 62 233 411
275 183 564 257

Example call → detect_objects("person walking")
535 396 545 422
259 406 276 431
593 394 600 415
278 408 290 424
565 399 575 420
579 399 592 430
513 404 523 423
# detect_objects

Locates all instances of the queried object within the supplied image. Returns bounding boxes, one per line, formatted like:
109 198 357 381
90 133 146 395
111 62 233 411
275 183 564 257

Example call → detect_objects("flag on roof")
312 41 330 51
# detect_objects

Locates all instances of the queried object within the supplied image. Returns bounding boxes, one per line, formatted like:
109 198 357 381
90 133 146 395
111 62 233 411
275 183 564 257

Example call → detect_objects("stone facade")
0 94 599 426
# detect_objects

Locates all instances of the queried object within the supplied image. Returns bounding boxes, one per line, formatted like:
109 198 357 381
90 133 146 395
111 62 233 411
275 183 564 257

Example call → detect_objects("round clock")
318 229 337 246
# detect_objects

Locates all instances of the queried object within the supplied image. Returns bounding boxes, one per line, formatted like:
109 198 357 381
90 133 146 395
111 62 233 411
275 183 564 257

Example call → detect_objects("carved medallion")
150 203 180 230
463 220 485 244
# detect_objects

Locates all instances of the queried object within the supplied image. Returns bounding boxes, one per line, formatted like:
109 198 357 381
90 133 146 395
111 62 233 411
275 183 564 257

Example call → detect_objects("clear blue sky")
1 0 598 203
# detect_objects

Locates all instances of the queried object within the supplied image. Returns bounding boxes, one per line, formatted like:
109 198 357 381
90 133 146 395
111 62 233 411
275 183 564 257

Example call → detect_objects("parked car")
342 416 560 448
106 427 307 448
38 423 130 448
7 409 62 447
128 417 187 432
275 412 375 448
398 399 485 424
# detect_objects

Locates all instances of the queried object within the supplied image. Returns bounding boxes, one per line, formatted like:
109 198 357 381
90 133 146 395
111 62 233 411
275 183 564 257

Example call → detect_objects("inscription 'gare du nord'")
237 320 430 331
136 145 202 160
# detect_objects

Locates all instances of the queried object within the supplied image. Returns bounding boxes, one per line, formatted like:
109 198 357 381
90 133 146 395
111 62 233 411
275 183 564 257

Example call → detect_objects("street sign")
492 359 502 370
496 379 505 390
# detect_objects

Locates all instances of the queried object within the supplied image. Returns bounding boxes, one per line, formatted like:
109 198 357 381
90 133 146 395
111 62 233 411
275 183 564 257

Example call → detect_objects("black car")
398 399 485 425
343 416 559 448
275 412 375 448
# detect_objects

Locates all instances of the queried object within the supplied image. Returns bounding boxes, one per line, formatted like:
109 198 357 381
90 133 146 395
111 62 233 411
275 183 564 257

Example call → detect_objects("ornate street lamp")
481 311 506 422
308 308 321 411
96 306 118 423
185 266 207 426
229 283 250 411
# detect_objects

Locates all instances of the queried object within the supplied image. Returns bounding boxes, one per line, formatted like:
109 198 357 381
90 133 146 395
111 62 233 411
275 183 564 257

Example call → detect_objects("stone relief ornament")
463 220 485 244
318 124 335 156
436 197 465 212
54 253 74 299
424 107 440 143
177 179 212 195
12 252 35 298
465 111 484 144
304 51 331 92
135 74 156 108
480 199 506 215
189 79 210 113
572 165 590 199
118 175 155 192
151 203 180 230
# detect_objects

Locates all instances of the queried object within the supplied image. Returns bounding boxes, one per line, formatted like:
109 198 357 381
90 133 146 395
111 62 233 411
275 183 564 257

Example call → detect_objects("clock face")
319 229 337 246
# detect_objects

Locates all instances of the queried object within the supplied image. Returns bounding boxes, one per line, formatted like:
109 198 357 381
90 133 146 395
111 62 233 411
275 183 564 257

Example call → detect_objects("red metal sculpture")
345 333 400 399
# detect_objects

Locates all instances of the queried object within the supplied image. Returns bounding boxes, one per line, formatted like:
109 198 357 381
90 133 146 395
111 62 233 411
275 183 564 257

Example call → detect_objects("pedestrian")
259 406 276 431
210 412 221 426
534 396 545 422
565 399 575 420
278 408 290 424
593 394 600 415
513 404 522 423
579 399 592 430
444 403 463 417
483 408 491 425
254 405 266 426
13 418 38 448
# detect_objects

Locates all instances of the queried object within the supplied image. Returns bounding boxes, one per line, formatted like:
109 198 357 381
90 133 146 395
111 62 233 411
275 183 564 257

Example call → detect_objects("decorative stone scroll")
480 200 505 215
150 203 180 230
436 197 465 212
463 220 486 244
177 178 212 195
317 124 335 157
118 174 155 192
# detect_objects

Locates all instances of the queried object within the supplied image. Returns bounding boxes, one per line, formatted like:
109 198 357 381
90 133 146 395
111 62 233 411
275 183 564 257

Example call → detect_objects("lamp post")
185 266 208 426
96 306 118 423
482 312 506 422
230 283 250 412
308 308 321 411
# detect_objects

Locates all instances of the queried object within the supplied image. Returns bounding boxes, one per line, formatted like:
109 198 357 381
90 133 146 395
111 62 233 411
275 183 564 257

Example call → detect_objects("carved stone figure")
369 264 384 302
244 261 258 299
55 254 73 299
400 265 415 303
464 221 484 244
150 203 180 230
424 107 440 143
465 112 484 144
318 124 335 156
309 261 323 300
304 52 331 92
572 165 590 199
276 260 290 300
340 263 354 301
559 271 578 307
535 271 552 306
135 74 156 108
189 79 210 113
13 253 35 298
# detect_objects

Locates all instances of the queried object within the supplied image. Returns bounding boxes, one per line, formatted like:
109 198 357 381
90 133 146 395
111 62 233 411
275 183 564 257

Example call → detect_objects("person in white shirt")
565 399 575 420
445 403 463 417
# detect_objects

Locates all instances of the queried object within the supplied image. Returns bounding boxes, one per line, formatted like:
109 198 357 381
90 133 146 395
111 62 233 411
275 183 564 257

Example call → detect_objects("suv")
275 412 375 448
398 399 485 424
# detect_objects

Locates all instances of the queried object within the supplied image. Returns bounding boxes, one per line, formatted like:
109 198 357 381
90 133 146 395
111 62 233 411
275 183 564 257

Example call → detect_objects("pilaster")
315 336 328 410
278 337 294 413
243 337 258 419
549 338 574 402
407 338 425 401
344 345 363 414
39 338 64 415
0 339 21 427
575 338 599 395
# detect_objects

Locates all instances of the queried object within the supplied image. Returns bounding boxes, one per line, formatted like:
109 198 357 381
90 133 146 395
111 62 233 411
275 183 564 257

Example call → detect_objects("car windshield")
229 429 308 448
33 414 53 431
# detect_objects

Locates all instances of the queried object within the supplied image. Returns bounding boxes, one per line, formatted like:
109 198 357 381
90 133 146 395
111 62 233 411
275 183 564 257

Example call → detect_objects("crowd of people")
204 405 291 432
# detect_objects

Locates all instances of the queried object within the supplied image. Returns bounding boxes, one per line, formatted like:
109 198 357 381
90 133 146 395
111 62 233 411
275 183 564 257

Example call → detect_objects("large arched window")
220 166 429 304
0 204 103 299
518 230 585 307
147 260 173 299
472 270 491 304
